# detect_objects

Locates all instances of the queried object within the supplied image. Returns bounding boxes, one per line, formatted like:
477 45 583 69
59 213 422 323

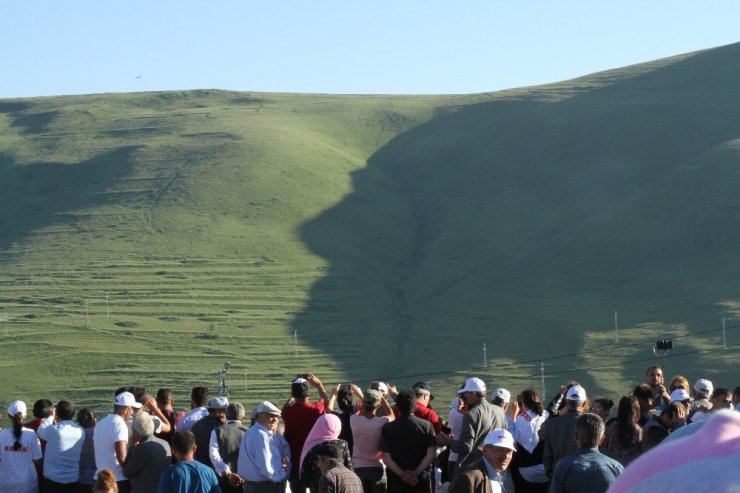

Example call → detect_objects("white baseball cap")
483 428 516 451
566 385 587 402
492 388 511 403
457 377 486 394
670 388 691 402
694 379 713 398
7 400 27 416
115 392 143 408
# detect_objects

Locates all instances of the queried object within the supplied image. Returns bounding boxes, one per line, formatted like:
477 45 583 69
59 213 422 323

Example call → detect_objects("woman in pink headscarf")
299 414 352 493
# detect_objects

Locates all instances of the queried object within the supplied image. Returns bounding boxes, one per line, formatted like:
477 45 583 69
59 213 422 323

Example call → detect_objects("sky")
2 1 739 98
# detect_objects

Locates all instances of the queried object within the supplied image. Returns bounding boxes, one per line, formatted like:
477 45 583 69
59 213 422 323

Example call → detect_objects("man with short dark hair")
316 442 363 493
283 373 329 493
177 387 210 432
122 412 172 493
549 413 623 493
37 400 85 493
448 429 516 493
158 431 219 493
644 366 671 410
539 385 587 478
642 401 686 452
379 390 436 493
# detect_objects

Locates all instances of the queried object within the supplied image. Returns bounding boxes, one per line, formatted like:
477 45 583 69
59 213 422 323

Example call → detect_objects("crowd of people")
1 367 738 493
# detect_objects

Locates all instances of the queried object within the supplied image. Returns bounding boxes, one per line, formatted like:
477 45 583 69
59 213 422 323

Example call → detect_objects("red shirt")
391 403 442 433
282 399 326 480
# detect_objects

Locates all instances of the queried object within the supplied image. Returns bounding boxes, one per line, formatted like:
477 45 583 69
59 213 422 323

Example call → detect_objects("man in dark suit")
122 412 172 493
448 429 516 493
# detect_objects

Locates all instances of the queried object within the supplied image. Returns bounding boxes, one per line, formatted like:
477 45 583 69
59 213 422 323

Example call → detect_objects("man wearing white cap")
237 401 291 493
538 384 586 479
448 428 516 493
438 377 506 478
94 391 142 493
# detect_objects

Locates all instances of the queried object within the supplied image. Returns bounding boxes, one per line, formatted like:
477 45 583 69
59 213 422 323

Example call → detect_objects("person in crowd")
191 396 228 467
209 402 248 493
603 396 643 466
37 400 85 493
438 377 506 478
122 412 171 493
350 389 394 493
119 386 172 438
0 400 43 493
644 366 671 411
448 429 516 493
669 388 691 412
94 391 141 493
642 401 686 452
589 398 614 422
509 389 549 493
157 431 219 493
175 386 209 432
404 382 442 434
544 382 580 417
370 381 394 418
26 397 54 486
93 469 119 493
690 378 713 419
154 388 177 445
328 383 363 455
300 414 352 493
693 387 734 423
734 385 740 412
609 410 740 492
445 389 467 480
316 442 363 493
77 408 97 493
631 384 656 426
379 390 436 493
668 375 690 394
490 388 514 429
237 401 291 493
283 373 329 493
539 384 587 479
549 413 623 493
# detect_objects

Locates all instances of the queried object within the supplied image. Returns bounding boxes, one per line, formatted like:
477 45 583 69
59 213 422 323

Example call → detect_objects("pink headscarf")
299 414 342 474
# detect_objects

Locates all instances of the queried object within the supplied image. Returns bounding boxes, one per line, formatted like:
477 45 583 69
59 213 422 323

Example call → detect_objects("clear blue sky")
2 1 739 98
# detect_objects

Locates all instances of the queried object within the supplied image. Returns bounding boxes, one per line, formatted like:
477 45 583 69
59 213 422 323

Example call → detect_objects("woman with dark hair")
603 396 643 466
77 408 98 493
510 389 549 493
590 398 615 422
0 400 43 493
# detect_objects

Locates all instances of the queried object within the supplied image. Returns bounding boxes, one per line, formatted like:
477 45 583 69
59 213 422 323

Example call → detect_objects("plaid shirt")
318 464 363 493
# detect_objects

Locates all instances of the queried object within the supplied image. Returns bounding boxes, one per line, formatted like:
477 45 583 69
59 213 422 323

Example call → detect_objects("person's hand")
510 401 520 418
228 473 245 487
388 384 398 396
331 384 341 396
307 373 322 387
402 471 418 486
144 395 159 411
351 384 363 399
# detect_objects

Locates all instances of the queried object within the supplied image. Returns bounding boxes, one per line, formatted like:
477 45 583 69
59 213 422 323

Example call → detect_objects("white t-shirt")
93 413 129 480
349 414 391 468
0 427 43 493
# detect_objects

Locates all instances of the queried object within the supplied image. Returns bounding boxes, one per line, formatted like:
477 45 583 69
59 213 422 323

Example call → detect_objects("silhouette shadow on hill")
0 146 141 256
294 42 740 389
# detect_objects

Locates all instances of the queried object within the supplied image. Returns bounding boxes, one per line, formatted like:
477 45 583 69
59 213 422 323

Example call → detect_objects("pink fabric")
608 410 740 492
299 413 342 474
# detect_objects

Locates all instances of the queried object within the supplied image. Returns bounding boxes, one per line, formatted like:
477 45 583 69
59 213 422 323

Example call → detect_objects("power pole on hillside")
540 363 546 400
106 293 110 321
483 343 487 367
722 316 727 349
614 311 619 343
294 330 298 359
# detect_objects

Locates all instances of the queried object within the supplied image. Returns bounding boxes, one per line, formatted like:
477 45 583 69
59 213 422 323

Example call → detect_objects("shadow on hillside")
294 44 740 388
0 146 141 256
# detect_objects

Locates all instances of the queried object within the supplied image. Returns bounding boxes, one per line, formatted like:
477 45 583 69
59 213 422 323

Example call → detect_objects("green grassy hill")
1 43 739 412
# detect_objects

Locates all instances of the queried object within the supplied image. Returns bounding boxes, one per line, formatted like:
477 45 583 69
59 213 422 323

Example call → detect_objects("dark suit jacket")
122 434 172 493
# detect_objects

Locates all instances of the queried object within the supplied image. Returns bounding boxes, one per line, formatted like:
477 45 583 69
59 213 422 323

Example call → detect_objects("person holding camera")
644 366 671 412
350 389 395 493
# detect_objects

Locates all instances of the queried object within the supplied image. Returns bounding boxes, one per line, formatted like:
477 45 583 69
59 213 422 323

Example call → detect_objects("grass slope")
1 44 739 411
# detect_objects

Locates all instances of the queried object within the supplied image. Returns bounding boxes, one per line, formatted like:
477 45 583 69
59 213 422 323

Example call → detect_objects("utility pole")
614 311 619 343
540 362 546 400
722 316 727 349
294 330 298 359
483 343 487 367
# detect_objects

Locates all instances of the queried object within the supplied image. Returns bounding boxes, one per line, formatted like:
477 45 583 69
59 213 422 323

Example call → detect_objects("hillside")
1 43 739 410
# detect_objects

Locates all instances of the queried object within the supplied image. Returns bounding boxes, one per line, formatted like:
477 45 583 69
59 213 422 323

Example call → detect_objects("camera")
655 339 673 351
